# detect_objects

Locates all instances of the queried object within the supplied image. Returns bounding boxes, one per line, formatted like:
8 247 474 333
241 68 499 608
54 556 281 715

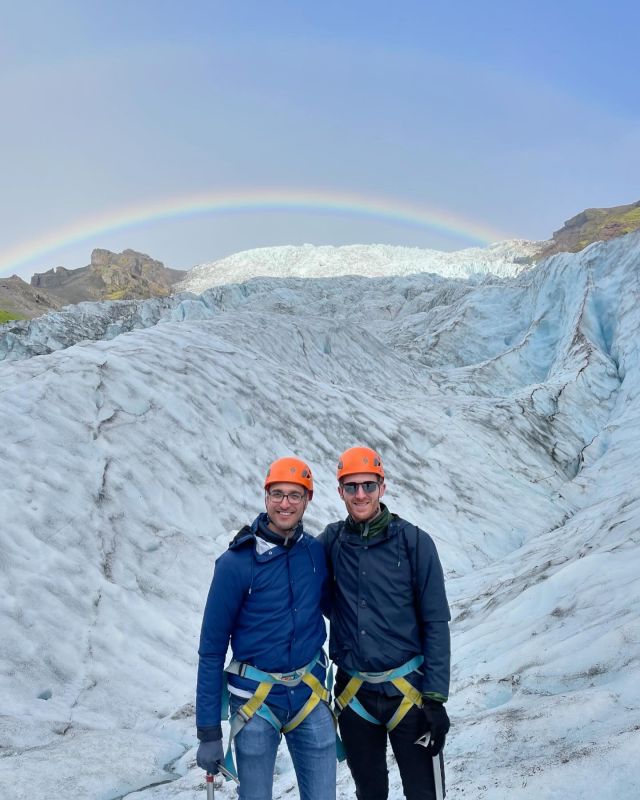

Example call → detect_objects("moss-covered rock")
30 249 185 305
539 200 640 258
0 309 26 323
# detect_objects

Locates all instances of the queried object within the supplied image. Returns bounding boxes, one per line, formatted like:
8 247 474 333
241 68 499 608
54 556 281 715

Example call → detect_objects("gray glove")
196 739 224 773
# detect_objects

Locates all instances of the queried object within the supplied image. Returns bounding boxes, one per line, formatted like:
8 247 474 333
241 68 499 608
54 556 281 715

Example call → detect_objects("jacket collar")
256 512 303 547
345 503 391 539
228 514 305 556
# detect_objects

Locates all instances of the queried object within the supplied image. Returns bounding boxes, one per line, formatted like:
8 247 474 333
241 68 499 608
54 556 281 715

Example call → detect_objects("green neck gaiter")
346 503 391 539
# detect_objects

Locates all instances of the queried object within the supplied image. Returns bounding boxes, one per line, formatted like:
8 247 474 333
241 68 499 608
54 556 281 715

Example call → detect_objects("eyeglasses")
341 481 381 496
266 489 306 504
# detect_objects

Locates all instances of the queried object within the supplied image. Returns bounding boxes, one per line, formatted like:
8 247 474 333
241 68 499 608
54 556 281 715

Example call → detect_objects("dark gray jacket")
319 511 451 699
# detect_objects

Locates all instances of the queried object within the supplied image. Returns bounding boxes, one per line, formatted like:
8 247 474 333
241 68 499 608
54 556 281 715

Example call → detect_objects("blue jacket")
319 510 451 700
196 514 328 739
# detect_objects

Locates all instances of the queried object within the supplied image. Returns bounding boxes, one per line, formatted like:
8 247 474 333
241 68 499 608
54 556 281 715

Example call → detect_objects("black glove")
422 697 450 755
196 739 224 773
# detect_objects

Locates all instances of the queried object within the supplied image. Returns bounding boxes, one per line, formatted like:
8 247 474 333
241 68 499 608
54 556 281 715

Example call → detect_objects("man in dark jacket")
319 446 451 800
196 457 336 800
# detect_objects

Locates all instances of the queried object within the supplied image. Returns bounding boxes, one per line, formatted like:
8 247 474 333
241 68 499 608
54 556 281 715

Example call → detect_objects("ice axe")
415 733 445 800
206 763 240 796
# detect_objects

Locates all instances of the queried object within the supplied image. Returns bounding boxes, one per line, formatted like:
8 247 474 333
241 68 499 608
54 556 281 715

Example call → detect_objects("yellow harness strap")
335 676 364 712
281 672 330 733
386 677 423 731
237 681 273 721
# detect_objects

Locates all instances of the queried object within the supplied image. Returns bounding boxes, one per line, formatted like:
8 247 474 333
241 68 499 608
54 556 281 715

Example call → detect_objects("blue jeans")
230 694 336 800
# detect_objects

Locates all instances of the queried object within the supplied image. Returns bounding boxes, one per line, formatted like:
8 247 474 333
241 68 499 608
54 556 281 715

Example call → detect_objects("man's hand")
422 697 450 755
196 739 224 773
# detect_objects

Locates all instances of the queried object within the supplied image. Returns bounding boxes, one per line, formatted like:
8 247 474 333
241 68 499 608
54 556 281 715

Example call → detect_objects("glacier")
0 240 541 363
0 232 638 799
175 240 544 292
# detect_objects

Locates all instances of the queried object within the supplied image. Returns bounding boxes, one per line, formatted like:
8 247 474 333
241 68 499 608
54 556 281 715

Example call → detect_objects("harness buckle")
279 671 301 683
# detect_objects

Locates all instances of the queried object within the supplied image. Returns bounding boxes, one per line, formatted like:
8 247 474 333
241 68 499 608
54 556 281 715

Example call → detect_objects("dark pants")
338 690 445 800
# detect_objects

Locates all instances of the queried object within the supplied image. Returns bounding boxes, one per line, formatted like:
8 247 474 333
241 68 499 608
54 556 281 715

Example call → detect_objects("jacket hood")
228 524 254 551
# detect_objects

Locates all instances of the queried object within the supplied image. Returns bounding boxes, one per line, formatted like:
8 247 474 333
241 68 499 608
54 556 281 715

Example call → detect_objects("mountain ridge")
3 199 640 323
1 248 186 322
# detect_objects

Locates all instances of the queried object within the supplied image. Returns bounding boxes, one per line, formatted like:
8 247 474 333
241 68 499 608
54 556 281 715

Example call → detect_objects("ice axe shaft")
433 753 444 800
414 734 445 799
205 763 240 793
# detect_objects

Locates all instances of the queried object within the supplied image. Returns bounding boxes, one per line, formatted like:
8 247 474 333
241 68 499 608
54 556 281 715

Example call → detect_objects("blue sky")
1 0 639 279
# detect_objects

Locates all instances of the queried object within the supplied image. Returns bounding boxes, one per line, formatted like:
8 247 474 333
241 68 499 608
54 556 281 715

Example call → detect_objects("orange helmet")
265 457 314 499
336 446 384 481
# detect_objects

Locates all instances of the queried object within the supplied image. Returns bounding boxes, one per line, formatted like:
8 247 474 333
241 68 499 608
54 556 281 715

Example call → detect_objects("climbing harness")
220 650 331 778
334 654 424 730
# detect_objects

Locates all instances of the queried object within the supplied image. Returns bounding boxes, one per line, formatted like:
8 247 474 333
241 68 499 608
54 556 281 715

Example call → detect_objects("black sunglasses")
341 481 381 496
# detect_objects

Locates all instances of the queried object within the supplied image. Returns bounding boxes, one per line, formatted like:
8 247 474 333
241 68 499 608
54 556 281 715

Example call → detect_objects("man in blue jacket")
196 457 336 800
320 446 451 800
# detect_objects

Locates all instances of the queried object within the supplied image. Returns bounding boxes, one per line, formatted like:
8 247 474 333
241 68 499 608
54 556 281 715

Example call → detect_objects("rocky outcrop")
538 200 640 259
30 249 186 304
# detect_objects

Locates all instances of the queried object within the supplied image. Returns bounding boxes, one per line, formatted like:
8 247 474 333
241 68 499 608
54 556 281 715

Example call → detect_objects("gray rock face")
89 248 177 278
30 266 75 288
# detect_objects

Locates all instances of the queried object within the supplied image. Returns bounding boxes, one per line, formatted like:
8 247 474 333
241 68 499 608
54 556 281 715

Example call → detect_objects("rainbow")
0 188 514 277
